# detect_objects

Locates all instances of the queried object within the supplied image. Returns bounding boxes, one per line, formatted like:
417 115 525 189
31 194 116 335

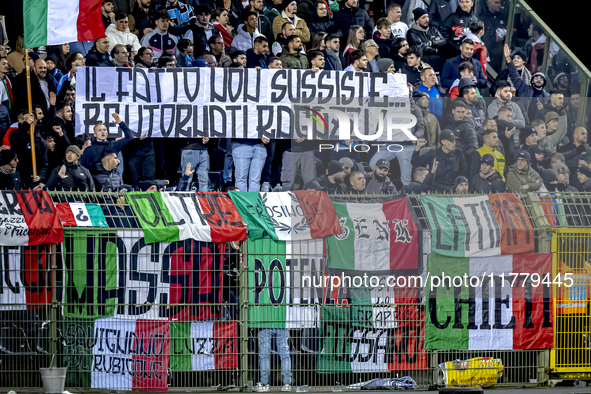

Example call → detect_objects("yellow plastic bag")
438 357 504 387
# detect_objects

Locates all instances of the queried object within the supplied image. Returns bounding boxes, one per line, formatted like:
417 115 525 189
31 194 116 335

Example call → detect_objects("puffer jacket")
440 6 478 53
307 14 342 39
333 3 372 41
470 170 505 194
279 50 309 69
412 147 468 192
231 24 264 52
45 161 95 191
406 23 446 55
506 164 543 193
444 117 478 158
105 23 142 52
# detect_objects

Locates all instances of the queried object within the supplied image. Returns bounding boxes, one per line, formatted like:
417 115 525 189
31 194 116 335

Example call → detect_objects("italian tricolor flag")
23 0 105 49
56 203 108 227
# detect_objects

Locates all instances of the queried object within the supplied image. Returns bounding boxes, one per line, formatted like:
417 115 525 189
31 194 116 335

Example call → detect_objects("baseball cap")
553 163 570 175
376 158 390 169
440 129 458 142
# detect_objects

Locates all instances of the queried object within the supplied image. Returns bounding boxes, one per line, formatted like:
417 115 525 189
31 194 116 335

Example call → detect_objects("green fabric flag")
170 322 192 371
63 229 118 319
248 238 287 328
126 192 180 244
424 254 470 350
62 317 94 388
325 202 356 271
317 306 353 373
227 192 277 240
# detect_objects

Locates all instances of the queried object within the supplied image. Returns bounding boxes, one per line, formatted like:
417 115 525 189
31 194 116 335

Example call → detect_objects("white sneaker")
256 383 269 392
261 182 271 192
272 184 283 192
282 384 291 392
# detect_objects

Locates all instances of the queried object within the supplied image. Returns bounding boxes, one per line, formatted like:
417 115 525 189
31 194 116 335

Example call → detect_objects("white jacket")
105 23 142 52
230 24 263 52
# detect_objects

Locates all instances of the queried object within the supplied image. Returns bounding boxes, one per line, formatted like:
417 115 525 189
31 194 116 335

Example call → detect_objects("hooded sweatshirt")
231 24 264 52
105 23 142 52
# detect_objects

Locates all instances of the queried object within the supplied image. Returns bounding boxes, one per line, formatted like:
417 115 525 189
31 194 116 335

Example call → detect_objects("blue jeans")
179 149 210 191
223 138 233 183
369 144 415 185
258 328 292 386
232 142 267 192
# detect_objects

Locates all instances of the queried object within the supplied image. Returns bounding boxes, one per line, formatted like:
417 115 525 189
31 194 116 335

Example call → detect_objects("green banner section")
317 306 353 373
62 317 94 388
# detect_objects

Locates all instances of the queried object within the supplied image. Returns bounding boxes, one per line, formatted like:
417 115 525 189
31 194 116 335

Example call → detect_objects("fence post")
239 241 250 391
50 244 58 359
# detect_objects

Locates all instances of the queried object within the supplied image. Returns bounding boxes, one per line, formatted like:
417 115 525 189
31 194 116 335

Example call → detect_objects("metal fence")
1 191 591 390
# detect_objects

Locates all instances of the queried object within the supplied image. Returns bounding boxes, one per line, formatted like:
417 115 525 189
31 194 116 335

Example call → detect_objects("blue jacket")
80 122 135 170
441 55 487 89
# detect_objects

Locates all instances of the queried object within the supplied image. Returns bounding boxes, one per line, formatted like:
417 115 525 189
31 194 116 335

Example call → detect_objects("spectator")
554 162 578 192
9 113 49 188
248 0 272 38
308 50 325 70
45 54 64 85
281 137 317 191
212 8 235 50
158 53 177 67
407 7 446 72
519 126 538 153
347 170 367 194
365 159 398 194
46 124 71 171
458 79 486 130
102 0 116 30
428 0 457 29
494 106 517 155
470 153 505 193
176 38 195 66
440 0 477 56
471 128 506 181
503 44 549 121
85 38 112 66
246 36 269 68
308 1 341 39
304 160 346 193
231 51 247 67
322 34 346 71
496 47 530 90
268 57 283 68
414 91 440 148
6 35 26 75
134 47 155 67
343 49 367 72
106 13 142 53
445 100 478 160
391 37 409 71
401 163 436 194
448 62 479 100
232 137 269 191
413 131 468 192
538 111 567 155
452 175 469 194
271 21 295 56
477 0 506 71
131 0 155 40
377 58 395 73
57 53 84 93
232 11 264 52
80 113 135 172
528 144 545 175
93 151 124 191
309 32 328 51
279 35 308 69
0 57 13 114
14 58 57 115
141 10 178 59
333 0 372 41
45 145 95 191
506 151 543 193
419 67 442 120
362 40 380 72
577 166 591 192
373 18 395 60
343 25 365 64
441 39 486 89
165 0 197 26
524 23 546 73
109 44 131 66
207 36 232 66
263 0 283 26
535 91 565 122
373 3 408 39
272 0 310 44
559 127 591 173
464 20 487 75
489 80 526 129
402 47 425 87
540 168 558 192
0 150 22 190
179 137 210 191
191 5 215 56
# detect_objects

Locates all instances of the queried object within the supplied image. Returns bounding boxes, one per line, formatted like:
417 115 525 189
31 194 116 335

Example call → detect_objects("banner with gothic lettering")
325 197 422 275
420 194 534 257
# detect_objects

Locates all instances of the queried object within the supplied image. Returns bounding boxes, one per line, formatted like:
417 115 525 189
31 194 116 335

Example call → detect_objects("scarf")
325 48 342 70
213 22 235 50
1 77 13 110
508 66 532 89
0 165 15 175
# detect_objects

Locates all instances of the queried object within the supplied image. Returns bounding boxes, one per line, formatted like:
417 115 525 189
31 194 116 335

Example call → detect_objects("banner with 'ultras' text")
75 67 410 140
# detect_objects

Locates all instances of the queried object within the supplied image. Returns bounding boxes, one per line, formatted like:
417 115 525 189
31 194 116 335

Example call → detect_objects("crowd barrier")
0 190 589 391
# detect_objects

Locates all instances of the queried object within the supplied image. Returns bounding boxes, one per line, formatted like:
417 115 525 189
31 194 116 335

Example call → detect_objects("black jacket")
9 123 50 186
85 46 112 67
307 14 342 38
440 7 478 54
0 169 23 190
246 49 268 68
13 71 57 116
333 3 372 41
80 122 135 171
470 170 505 193
444 117 478 158
428 0 457 29
45 160 95 191
412 147 468 192
401 173 434 194
407 24 446 55
373 31 396 60
364 172 397 194
558 142 591 172
321 49 346 71
304 174 346 194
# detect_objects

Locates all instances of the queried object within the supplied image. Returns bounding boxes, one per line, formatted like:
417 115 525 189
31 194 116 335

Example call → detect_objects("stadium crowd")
0 0 589 195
